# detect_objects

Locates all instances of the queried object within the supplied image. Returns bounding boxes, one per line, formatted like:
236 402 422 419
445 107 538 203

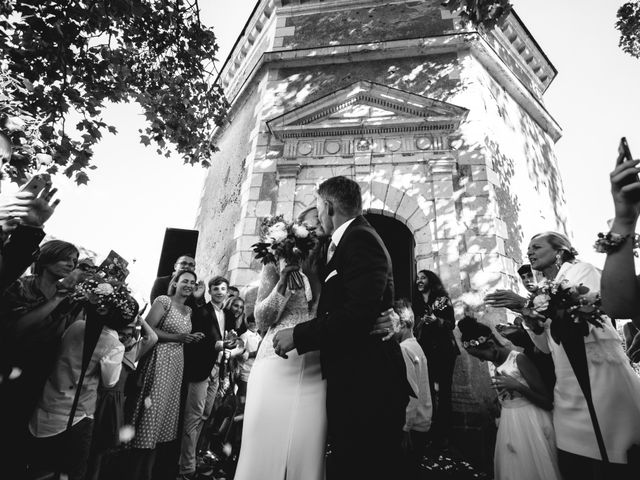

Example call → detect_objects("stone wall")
194 80 265 284
284 1 454 49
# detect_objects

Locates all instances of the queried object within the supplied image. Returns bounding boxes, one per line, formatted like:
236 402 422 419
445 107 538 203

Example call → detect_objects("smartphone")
19 174 48 196
619 137 639 185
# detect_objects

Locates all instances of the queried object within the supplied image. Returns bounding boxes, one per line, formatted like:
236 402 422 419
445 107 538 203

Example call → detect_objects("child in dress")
458 316 561 480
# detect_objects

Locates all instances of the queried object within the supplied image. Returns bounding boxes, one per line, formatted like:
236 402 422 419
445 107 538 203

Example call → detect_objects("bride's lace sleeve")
254 263 287 333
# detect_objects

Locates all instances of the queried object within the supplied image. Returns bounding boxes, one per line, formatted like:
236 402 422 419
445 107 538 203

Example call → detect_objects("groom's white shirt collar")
331 217 356 248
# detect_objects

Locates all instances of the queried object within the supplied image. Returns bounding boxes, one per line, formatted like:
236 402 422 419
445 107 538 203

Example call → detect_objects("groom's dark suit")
293 215 410 480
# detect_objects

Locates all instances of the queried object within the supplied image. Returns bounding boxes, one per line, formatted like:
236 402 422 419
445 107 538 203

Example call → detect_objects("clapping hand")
484 290 527 311
179 332 204 344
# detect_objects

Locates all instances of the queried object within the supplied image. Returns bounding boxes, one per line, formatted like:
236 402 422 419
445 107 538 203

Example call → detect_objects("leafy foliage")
0 0 228 184
617 1 640 59
441 0 512 30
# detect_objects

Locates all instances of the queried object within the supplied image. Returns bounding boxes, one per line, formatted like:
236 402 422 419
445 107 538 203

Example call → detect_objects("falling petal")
119 425 135 443
222 443 232 456
9 367 22 380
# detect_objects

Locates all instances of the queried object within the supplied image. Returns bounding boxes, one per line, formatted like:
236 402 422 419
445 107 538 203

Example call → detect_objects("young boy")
237 315 261 410
394 299 432 477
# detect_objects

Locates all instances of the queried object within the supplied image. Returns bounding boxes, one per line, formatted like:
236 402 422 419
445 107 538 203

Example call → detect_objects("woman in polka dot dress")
129 271 204 475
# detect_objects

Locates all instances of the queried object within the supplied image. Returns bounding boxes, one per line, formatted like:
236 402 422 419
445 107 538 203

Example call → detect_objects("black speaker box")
156 228 199 277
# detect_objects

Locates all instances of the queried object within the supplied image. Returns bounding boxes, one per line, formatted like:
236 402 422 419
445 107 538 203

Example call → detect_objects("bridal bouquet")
252 215 318 290
521 279 604 344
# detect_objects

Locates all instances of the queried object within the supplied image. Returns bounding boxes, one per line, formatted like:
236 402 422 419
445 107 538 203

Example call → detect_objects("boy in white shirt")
394 299 432 476
237 315 262 410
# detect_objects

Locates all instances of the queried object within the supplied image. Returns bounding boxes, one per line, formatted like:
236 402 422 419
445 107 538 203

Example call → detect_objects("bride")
234 210 327 480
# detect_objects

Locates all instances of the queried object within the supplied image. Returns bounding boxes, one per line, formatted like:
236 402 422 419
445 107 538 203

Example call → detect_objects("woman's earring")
555 253 563 270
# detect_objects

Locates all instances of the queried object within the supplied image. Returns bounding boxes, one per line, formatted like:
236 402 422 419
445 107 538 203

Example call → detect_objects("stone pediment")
267 80 468 140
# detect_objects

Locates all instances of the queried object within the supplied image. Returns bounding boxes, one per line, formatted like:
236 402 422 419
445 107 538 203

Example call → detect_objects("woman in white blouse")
490 231 640 479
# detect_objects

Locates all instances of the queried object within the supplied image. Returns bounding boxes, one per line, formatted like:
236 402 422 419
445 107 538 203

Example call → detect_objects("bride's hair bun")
458 315 492 343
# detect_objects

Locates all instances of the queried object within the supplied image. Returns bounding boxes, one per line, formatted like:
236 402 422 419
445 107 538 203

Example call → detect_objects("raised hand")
193 280 206 299
484 290 527 311
610 157 640 227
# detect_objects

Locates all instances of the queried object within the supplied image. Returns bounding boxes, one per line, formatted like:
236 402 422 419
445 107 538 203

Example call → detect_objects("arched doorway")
364 213 416 302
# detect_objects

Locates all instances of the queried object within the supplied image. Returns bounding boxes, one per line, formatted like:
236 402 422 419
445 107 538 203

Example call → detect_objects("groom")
273 176 410 480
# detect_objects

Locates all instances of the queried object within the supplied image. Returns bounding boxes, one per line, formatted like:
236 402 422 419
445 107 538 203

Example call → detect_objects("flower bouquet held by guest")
486 231 640 479
128 270 202 480
27 274 140 480
412 269 459 450
234 215 325 480
458 316 561 480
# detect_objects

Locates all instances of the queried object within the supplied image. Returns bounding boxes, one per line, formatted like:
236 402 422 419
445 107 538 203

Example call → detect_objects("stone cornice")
221 32 561 142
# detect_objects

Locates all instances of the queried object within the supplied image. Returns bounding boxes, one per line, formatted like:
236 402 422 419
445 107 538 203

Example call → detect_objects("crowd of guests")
0 150 639 480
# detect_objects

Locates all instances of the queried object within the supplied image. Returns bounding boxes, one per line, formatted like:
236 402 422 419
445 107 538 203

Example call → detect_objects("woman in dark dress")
412 270 459 449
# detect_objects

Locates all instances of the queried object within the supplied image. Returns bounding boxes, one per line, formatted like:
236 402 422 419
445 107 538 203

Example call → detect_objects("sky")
1 0 639 298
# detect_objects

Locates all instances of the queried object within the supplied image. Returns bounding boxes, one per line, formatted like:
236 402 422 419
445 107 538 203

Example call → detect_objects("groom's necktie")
326 241 337 264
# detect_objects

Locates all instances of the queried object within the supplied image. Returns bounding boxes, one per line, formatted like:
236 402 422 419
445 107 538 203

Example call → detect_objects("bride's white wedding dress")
234 263 327 480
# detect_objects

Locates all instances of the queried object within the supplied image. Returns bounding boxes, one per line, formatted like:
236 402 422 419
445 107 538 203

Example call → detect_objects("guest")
237 315 262 411
87 315 158 480
600 151 640 319
488 231 640 478
458 316 561 480
394 299 432 479
517 264 537 293
227 296 247 335
129 270 202 480
412 269 459 449
28 298 139 480
222 285 239 310
178 275 236 479
149 254 204 306
0 239 84 478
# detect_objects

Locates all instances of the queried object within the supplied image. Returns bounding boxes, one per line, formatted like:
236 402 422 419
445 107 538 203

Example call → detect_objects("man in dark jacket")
149 254 205 307
178 276 236 479
273 176 410 480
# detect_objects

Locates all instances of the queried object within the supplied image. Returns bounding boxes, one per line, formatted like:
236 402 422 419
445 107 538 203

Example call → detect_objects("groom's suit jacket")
293 215 410 416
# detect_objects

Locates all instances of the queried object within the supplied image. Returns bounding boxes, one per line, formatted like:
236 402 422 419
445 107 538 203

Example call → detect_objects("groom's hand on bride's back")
370 308 398 341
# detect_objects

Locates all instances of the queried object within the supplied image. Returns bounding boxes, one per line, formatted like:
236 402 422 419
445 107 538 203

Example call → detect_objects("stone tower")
195 0 567 467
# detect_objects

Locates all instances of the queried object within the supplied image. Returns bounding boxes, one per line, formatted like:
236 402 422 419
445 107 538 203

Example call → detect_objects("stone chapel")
195 0 569 466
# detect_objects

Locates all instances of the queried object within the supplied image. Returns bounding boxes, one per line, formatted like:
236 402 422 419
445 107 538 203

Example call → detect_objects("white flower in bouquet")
268 222 288 243
532 293 551 312
94 282 115 295
292 224 309 239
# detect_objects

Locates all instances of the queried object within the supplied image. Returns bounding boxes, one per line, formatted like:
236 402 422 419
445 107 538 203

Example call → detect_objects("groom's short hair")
317 176 362 217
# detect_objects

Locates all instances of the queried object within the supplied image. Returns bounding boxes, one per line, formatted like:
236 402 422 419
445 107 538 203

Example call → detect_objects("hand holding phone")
19 174 49 196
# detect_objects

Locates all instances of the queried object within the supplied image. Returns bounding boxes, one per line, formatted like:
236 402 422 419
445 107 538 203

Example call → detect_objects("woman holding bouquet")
412 270 459 449
486 231 640 478
234 218 326 480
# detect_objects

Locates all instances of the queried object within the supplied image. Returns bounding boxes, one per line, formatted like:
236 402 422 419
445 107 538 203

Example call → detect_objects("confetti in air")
119 425 135 443
222 443 232 457
9 367 22 380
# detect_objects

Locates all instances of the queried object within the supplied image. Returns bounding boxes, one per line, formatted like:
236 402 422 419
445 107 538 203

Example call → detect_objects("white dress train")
234 263 327 480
